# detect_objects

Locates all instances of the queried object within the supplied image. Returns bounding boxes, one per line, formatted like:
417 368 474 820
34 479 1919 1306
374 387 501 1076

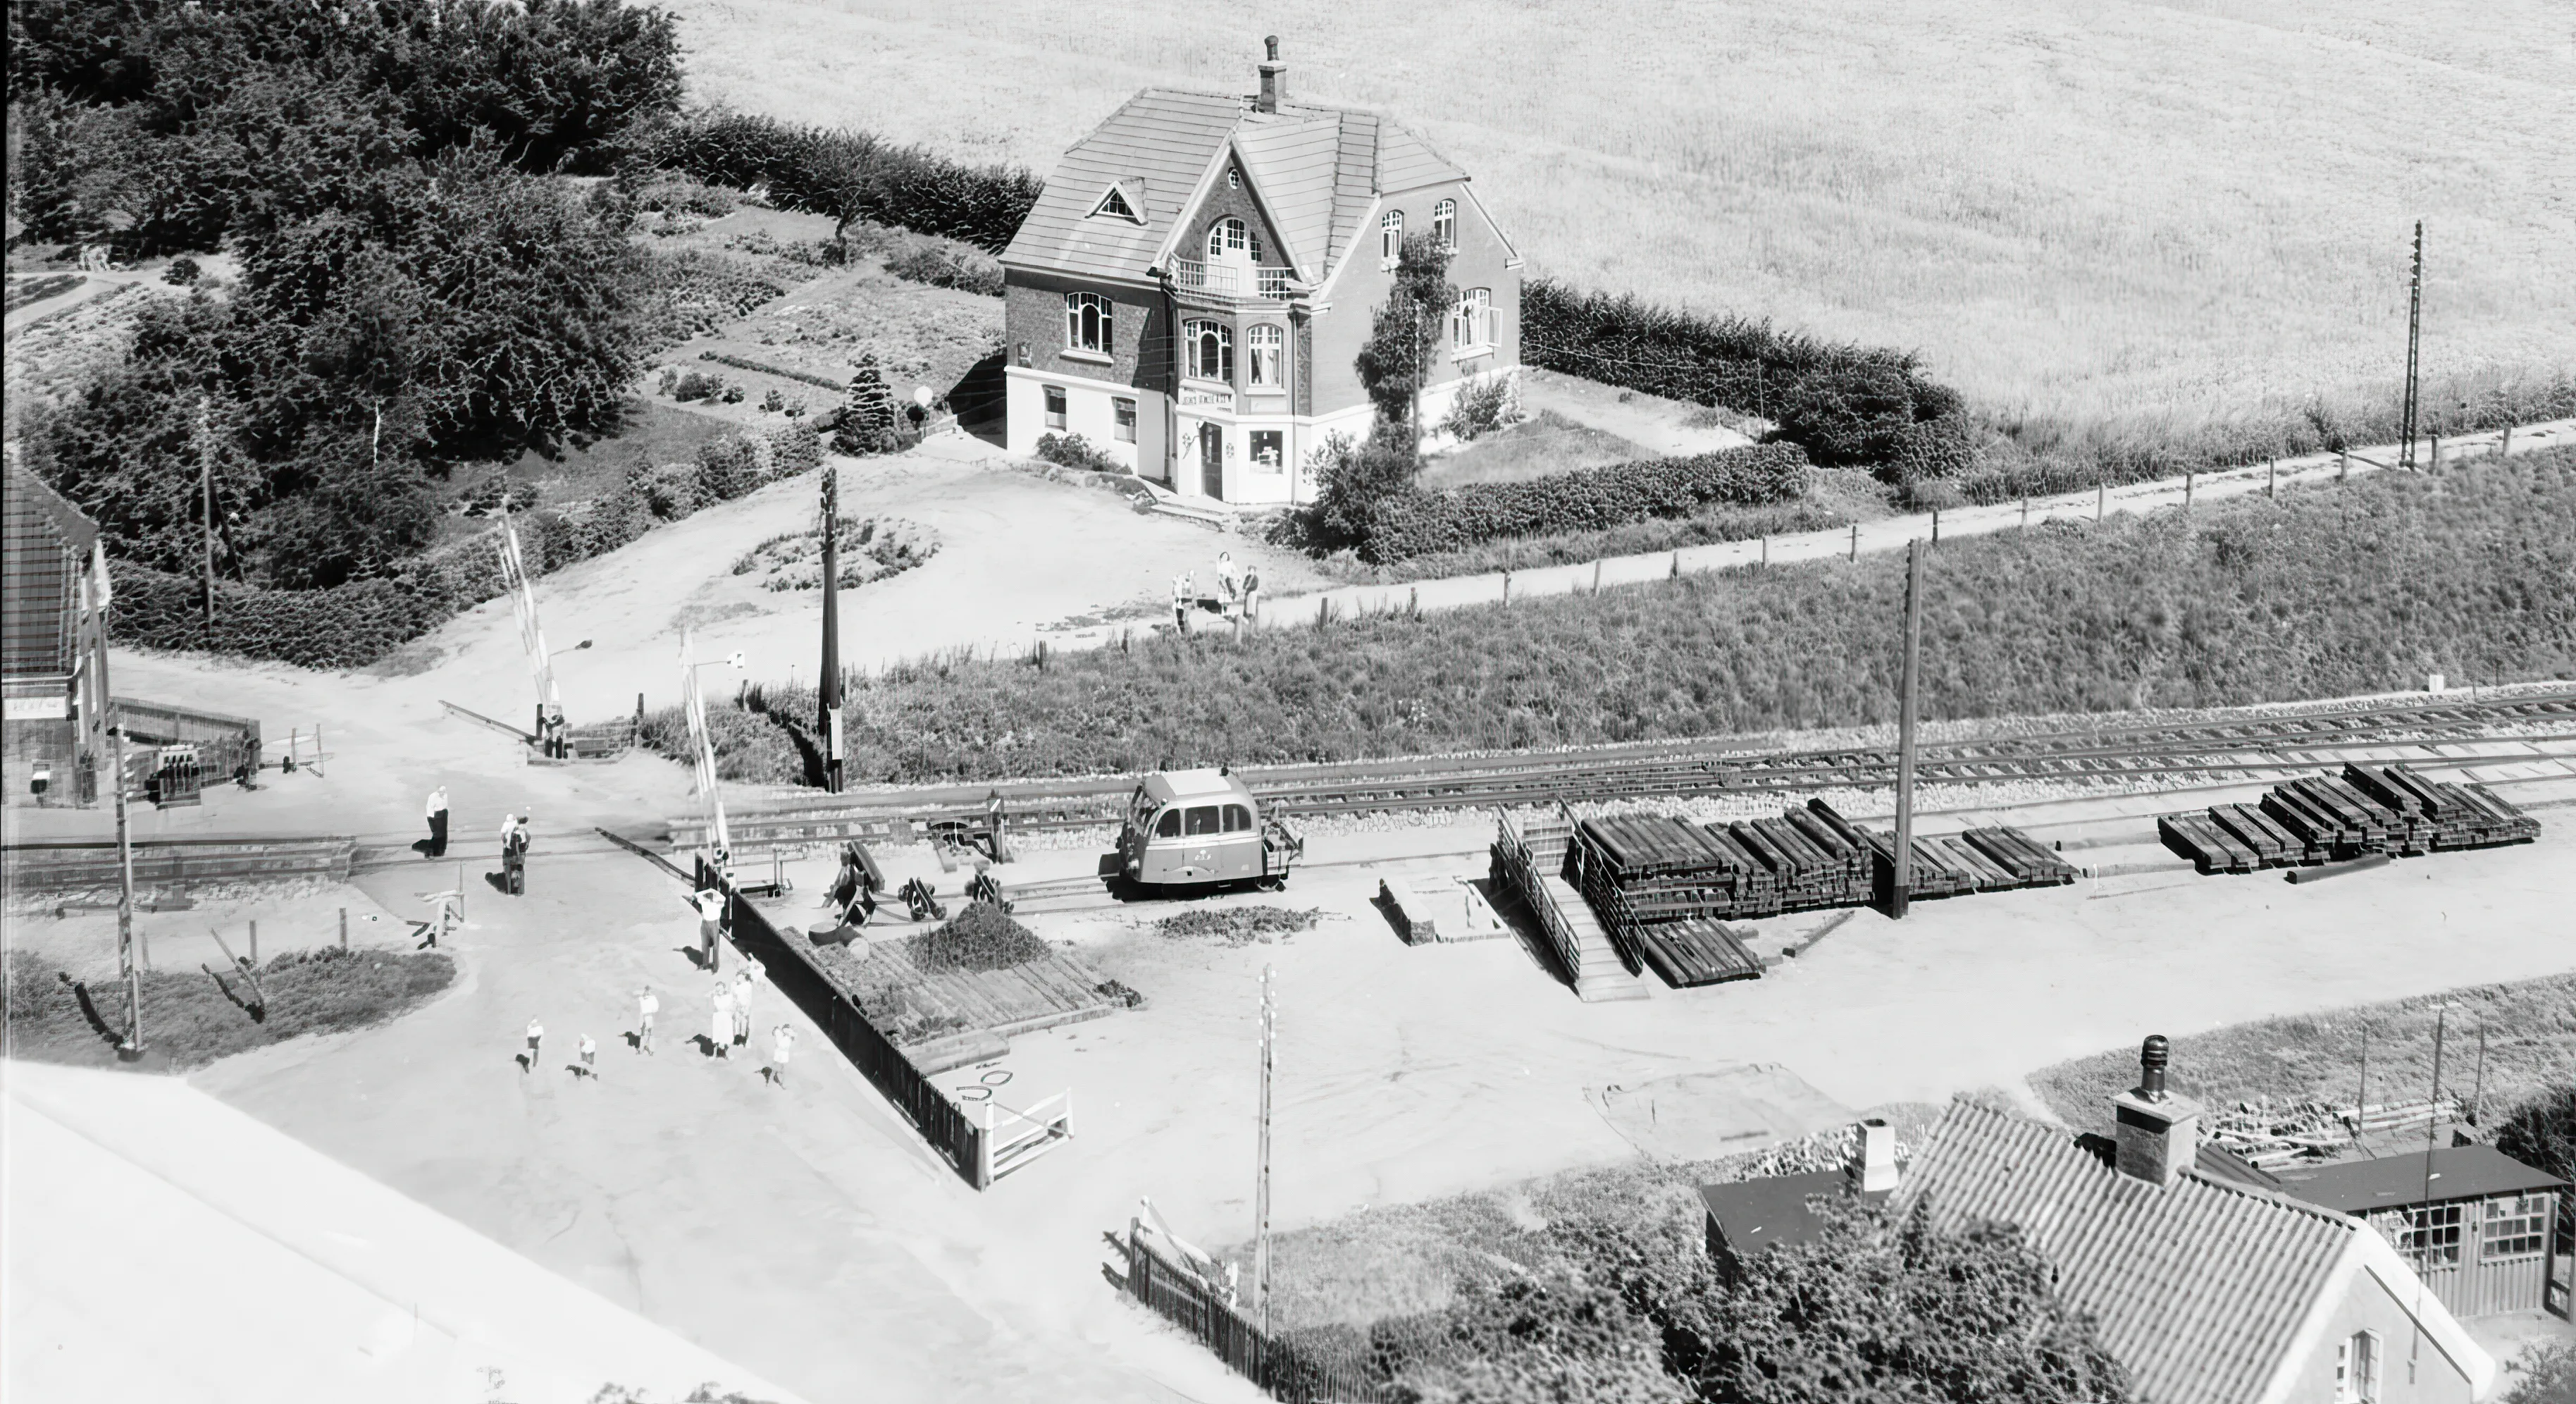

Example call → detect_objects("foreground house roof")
3 456 100 680
1896 1100 2489 1404
1001 87 1466 286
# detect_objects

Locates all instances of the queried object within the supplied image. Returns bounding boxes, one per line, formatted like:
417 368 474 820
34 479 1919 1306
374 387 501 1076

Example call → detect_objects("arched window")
1208 216 1260 263
1182 319 1234 382
1246 324 1284 388
1064 292 1111 355
1451 288 1493 351
1433 199 1456 252
1380 210 1404 269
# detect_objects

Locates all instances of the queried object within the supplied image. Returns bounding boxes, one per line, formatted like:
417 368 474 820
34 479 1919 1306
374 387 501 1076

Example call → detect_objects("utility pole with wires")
83 542 146 1057
817 466 845 794
1890 539 1925 918
1253 963 1276 1334
2400 221 2424 471
197 397 216 639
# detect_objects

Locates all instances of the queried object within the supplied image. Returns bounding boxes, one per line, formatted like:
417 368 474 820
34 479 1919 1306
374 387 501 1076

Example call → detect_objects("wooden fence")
707 857 991 1187
1122 1228 1387 1404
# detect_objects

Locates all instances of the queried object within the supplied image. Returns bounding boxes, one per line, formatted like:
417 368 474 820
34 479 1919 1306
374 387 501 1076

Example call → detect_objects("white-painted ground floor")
1004 365 1513 505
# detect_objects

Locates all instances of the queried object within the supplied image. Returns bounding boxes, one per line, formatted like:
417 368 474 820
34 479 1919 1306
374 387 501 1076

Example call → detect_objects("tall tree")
1354 233 1459 447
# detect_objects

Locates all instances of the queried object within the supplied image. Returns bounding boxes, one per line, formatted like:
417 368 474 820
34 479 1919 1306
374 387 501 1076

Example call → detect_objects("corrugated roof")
3 458 97 680
1897 1100 2359 1404
2275 1145 2570 1214
1003 87 1473 285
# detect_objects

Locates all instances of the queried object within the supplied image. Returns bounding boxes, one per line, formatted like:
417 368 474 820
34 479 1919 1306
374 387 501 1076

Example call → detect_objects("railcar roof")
1144 768 1249 802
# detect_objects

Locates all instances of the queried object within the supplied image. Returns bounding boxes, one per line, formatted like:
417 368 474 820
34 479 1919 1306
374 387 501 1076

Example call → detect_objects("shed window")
1433 198 1456 251
1154 808 1182 839
1044 385 1067 429
1185 804 1221 836
1183 319 1233 382
2376 1203 2464 1268
2334 1330 2380 1403
1222 803 1253 832
1114 398 1137 443
1380 210 1404 268
2484 1194 2549 1258
1065 292 1112 354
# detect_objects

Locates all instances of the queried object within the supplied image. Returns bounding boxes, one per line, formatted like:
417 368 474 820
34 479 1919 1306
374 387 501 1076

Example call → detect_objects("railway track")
674 689 2576 847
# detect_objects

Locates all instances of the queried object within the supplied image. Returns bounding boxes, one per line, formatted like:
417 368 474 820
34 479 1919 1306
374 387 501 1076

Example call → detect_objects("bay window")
1246 324 1284 388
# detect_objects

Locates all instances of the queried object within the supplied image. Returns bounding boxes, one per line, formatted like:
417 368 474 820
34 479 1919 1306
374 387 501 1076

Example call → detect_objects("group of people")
524 966 795 1085
1171 550 1263 635
421 786 533 895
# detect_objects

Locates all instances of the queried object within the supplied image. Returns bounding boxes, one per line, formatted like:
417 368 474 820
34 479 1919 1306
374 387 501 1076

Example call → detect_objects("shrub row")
1520 278 1963 474
109 424 822 667
693 350 850 393
1361 444 1809 561
643 111 1042 254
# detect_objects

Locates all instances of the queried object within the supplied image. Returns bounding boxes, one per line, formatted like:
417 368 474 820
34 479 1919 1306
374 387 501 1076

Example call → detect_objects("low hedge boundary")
109 423 823 669
644 111 1042 255
1363 443 1810 562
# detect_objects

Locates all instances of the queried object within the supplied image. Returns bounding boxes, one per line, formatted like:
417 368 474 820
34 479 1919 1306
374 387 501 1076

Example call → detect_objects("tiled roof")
2276 1145 2570 1214
3 457 97 680
1897 1100 2360 1404
1001 87 1469 285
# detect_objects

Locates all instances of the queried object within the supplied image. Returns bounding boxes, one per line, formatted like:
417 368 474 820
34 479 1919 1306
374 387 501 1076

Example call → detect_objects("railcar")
1115 768 1301 891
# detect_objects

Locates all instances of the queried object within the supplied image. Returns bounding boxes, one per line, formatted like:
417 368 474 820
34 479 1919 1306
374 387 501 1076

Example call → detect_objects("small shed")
2277 1145 2569 1319
1697 1169 1875 1279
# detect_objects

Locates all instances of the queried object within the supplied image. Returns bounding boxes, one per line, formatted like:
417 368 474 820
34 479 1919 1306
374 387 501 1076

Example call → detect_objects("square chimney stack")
1256 36 1287 113
1847 1116 1899 1195
2112 1035 2202 1188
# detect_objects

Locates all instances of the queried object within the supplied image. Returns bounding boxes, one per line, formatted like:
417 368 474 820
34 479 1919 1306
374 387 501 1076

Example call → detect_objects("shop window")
1044 385 1067 429
1249 431 1284 470
1114 398 1137 443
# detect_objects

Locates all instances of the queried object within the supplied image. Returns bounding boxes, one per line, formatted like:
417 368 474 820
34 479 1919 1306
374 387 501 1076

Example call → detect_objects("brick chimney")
1256 36 1287 113
1847 1116 1898 1195
2112 1035 2202 1188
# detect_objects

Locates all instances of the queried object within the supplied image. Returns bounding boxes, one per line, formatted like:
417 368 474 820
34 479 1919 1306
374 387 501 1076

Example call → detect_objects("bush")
884 242 1005 297
1440 374 1519 443
673 371 724 402
1306 427 1424 550
1361 443 1810 562
2502 1341 2576 1404
833 354 905 455
1521 277 1958 474
643 110 1043 254
161 256 200 286
1033 432 1124 475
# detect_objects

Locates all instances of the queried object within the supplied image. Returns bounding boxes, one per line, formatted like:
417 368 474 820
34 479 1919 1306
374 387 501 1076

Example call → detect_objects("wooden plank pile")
2203 1095 2465 1171
2160 764 2539 874
1626 918 1764 988
1564 803 2077 984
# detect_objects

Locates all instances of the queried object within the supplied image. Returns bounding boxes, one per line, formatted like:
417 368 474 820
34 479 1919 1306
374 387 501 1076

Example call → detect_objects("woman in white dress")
710 982 734 1058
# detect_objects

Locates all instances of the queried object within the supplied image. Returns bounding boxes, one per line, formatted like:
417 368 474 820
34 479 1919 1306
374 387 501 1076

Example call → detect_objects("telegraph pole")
1890 540 1924 918
817 466 845 793
89 548 145 1058
1253 964 1275 1333
2400 222 2422 470
197 397 216 639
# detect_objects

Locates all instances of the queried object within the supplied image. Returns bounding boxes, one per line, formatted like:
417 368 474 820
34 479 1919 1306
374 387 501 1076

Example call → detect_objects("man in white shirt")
693 885 727 973
426 786 450 857
524 1017 543 1072
636 987 660 1054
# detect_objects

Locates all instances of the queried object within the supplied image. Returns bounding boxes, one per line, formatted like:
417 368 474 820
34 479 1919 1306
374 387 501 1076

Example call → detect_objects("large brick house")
998 37 1521 504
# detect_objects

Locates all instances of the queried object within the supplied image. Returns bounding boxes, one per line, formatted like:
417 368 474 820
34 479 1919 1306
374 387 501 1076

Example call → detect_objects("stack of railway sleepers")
1626 917 1764 987
2160 763 2540 873
1569 813 1754 930
1962 828 2081 886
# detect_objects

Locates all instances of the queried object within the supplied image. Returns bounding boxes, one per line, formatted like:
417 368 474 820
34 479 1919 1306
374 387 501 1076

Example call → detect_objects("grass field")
2 947 457 1072
660 446 2576 785
660 0 2576 443
2031 971 2576 1135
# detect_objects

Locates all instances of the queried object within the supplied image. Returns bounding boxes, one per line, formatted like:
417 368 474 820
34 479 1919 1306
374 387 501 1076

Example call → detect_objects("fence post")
2430 431 2441 470
1850 522 1859 560
248 920 257 966
339 907 348 949
2339 449 2349 485
1671 550 1681 579
1931 509 1940 545
2184 470 2193 511
2267 460 2277 500
1594 558 1604 593
2501 425 2512 457
2020 495 2029 529
2096 484 2106 521
1501 572 1510 603
1760 535 1769 567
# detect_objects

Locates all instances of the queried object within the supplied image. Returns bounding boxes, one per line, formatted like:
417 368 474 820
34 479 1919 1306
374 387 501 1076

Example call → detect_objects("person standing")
636 986 660 1054
731 965 760 1046
524 1016 543 1071
769 1023 795 1086
576 1033 597 1080
500 813 531 895
1172 572 1193 635
709 980 733 1059
426 786 450 858
1215 551 1243 612
1242 566 1261 625
693 884 727 973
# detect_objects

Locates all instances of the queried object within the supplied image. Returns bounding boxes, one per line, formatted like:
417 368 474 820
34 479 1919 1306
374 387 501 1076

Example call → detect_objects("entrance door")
1199 423 1225 499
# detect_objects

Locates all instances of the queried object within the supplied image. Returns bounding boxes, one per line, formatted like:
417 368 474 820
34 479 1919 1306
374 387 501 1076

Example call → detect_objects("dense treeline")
662 450 2576 785
643 111 1044 255
8 0 685 588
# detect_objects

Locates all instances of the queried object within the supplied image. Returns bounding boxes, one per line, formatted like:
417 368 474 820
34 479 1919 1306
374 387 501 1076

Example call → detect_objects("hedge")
1362 443 1810 562
644 112 1042 254
108 423 823 667
1520 278 1960 473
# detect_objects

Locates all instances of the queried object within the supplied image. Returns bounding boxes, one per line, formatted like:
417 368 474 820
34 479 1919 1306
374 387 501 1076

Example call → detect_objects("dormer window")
1208 217 1261 264
1089 184 1142 223
1380 210 1404 269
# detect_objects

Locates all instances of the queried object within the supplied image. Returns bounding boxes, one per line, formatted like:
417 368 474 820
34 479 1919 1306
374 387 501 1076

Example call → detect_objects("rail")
677 689 2576 846
1 835 355 892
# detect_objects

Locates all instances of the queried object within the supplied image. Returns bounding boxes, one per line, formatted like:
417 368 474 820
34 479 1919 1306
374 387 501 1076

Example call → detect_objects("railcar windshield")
1223 803 1252 832
1155 808 1183 839
1185 804 1222 836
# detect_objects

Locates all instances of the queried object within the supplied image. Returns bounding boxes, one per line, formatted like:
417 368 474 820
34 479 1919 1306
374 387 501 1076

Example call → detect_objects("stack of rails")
1566 803 2078 983
1626 917 1764 988
2159 763 2539 874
